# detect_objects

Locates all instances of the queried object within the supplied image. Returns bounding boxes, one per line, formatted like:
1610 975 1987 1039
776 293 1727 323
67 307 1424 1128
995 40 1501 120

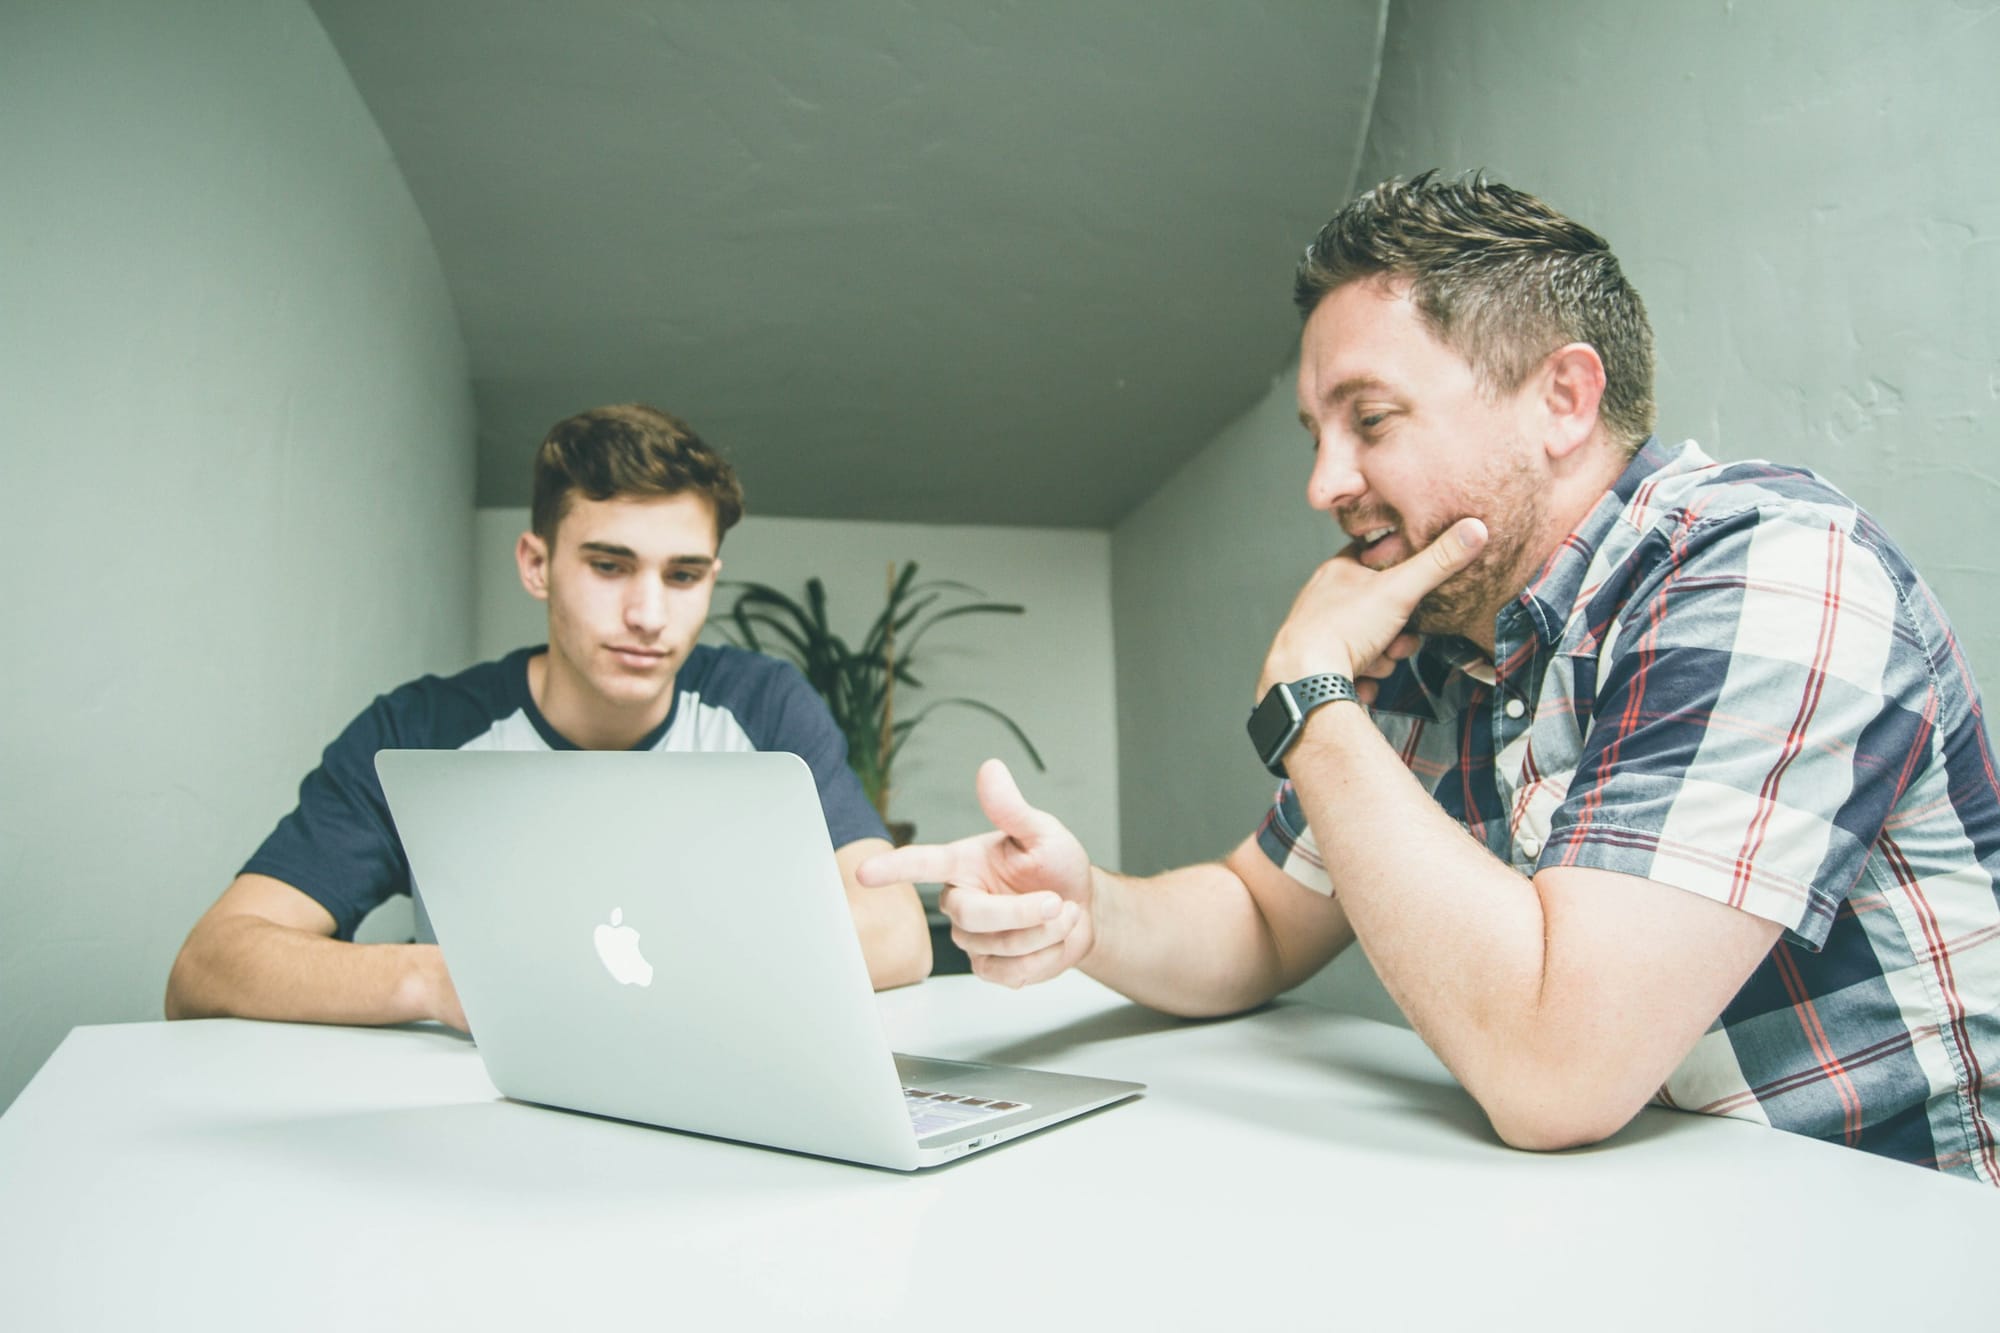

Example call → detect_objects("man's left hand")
1258 517 1489 699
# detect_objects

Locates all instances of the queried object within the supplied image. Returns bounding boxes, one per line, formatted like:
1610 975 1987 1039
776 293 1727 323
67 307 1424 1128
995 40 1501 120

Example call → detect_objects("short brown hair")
529 403 745 545
1295 171 1656 452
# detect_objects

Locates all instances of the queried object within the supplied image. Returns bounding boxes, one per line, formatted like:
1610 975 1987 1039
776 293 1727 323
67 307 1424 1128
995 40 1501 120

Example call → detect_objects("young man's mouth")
607 645 670 670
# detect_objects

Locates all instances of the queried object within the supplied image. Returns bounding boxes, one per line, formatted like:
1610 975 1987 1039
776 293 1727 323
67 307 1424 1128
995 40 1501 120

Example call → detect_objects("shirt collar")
1511 435 1690 651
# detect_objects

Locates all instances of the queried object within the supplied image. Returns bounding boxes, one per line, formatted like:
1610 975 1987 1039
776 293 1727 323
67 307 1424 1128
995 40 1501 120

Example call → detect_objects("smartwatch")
1246 672 1359 778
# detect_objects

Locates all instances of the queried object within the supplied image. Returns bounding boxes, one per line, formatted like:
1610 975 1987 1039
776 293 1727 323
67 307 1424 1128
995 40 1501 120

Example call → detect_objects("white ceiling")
309 0 1385 526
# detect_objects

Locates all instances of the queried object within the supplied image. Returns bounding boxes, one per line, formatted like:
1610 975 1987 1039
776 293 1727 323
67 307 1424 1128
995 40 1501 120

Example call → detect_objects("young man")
863 174 2000 1181
169 403 930 1028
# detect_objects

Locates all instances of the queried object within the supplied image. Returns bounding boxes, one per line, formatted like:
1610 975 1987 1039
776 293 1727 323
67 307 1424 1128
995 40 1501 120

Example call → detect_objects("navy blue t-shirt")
243 644 888 940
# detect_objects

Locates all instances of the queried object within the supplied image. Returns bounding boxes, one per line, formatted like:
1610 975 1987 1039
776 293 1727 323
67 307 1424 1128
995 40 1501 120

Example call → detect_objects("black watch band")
1245 672 1359 778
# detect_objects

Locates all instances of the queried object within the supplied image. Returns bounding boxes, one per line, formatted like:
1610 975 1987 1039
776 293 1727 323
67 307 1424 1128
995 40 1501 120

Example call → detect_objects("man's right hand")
166 872 472 1030
856 759 1094 988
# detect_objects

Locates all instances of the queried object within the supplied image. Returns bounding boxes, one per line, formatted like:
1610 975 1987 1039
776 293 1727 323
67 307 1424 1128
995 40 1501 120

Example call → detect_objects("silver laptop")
375 748 1142 1170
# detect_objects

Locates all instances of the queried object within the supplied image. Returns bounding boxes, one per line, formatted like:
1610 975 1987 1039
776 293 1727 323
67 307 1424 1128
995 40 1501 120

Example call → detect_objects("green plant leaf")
861 596 923 660
732 609 814 660
806 578 831 637
726 581 817 626
900 602 1026 659
887 697 1045 772
903 577 989 599
715 564 1041 818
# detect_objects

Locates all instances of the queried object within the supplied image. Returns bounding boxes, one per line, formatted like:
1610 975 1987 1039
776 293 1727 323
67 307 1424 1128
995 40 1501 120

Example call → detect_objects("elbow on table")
1478 1085 1647 1155
1102 972 1281 1021
901 930 936 989
162 935 210 1021
162 973 192 1021
873 917 934 991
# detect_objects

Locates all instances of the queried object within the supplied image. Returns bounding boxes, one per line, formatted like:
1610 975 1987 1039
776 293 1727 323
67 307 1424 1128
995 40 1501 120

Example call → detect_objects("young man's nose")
1307 438 1365 512
624 582 669 634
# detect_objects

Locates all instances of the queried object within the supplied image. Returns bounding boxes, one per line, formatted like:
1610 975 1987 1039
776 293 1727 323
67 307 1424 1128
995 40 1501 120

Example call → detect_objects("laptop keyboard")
903 1086 1031 1139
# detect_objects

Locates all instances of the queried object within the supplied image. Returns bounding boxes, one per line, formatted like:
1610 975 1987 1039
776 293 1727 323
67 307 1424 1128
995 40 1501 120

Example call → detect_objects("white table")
1 974 1993 1330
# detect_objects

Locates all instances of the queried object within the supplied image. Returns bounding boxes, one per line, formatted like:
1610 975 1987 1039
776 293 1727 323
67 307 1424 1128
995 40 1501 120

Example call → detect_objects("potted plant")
715 561 1044 839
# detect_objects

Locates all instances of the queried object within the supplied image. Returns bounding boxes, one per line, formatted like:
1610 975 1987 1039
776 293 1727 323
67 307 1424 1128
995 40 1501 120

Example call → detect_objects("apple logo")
593 907 654 987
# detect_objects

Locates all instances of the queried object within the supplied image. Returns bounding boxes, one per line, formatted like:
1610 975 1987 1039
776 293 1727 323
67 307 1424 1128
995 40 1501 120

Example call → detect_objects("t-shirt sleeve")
241 694 412 941
747 660 892 848
1543 505 1931 948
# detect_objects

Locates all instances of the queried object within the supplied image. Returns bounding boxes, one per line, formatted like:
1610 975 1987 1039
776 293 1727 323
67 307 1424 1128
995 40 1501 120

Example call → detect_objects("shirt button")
1519 835 1542 859
1503 696 1526 719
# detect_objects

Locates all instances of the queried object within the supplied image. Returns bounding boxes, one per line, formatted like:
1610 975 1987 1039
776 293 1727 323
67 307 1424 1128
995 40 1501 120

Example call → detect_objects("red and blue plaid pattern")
1258 438 2000 1181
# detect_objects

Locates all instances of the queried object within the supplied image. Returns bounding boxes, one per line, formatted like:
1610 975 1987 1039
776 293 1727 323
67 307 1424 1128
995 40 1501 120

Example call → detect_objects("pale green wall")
1358 0 2000 674
1111 0 2000 1018
0 1 474 1109
1111 363 1333 876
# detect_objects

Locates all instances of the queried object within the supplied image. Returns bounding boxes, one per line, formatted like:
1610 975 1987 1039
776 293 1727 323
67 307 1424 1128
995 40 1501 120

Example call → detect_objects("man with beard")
862 172 2000 1182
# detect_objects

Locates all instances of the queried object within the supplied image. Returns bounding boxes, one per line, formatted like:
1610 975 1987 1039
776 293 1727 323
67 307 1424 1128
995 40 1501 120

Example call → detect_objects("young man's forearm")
854 893 933 990
836 838 932 990
165 917 456 1027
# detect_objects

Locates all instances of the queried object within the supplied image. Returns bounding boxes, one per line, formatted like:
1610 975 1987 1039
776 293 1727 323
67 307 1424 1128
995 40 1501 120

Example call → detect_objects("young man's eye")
589 560 623 576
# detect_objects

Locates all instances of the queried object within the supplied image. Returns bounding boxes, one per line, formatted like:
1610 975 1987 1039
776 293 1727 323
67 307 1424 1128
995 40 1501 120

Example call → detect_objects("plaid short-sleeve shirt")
1258 438 2000 1182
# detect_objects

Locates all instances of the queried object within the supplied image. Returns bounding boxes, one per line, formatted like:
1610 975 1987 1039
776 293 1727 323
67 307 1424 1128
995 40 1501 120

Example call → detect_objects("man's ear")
516 531 551 601
1538 342 1607 461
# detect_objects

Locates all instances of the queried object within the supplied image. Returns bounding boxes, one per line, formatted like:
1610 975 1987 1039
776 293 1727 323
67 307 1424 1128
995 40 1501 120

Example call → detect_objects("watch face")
1246 684 1302 775
1248 675 1359 779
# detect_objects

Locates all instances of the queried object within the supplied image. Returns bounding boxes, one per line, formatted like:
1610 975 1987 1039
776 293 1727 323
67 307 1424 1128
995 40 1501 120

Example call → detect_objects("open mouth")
1354 525 1399 564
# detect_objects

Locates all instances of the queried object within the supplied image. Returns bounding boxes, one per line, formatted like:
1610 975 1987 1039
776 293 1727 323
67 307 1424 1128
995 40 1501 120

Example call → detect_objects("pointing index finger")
857 842 961 887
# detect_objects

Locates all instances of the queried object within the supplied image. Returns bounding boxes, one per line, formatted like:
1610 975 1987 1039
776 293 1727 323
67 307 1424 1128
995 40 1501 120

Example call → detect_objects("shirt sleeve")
1543 504 1932 948
241 694 411 941
745 660 892 849
1253 779 1336 896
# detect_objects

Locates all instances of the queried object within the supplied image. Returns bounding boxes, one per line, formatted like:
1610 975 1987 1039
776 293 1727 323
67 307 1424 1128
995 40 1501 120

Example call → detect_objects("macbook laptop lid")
375 748 1142 1170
